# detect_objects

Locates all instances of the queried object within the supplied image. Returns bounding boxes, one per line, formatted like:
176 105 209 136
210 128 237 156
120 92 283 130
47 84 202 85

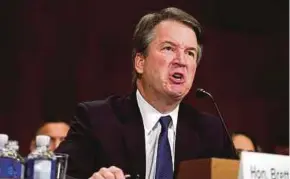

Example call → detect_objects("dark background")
0 0 288 155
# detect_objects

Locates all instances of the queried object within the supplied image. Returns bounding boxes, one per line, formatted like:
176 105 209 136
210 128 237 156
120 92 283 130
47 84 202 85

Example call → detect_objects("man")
231 132 259 157
30 121 70 151
56 7 236 179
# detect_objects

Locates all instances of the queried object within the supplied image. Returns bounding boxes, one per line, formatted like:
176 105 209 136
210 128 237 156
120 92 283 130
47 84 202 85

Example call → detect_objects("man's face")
37 122 69 151
135 20 198 102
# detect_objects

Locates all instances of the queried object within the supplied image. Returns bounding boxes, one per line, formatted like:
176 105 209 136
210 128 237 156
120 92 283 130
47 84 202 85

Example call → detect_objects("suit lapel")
120 93 146 178
174 103 201 171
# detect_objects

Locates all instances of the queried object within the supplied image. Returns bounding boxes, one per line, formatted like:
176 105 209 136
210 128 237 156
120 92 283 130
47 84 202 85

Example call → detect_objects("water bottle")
0 134 22 178
6 140 25 179
25 135 56 179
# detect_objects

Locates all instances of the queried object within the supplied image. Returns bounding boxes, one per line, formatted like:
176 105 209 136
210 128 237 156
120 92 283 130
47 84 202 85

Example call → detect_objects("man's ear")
134 53 145 75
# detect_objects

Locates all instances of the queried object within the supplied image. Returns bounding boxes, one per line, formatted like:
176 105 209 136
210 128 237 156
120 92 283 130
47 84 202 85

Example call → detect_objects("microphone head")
196 88 211 98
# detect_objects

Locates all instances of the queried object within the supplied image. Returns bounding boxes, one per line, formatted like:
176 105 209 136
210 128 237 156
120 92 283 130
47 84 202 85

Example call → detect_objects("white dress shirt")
136 90 179 179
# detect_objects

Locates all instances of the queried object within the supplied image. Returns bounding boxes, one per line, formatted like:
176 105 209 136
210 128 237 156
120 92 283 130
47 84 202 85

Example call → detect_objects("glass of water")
54 153 69 179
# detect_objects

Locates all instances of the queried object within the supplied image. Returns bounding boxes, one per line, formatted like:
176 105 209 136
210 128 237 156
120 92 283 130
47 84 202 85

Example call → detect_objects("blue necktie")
155 115 173 179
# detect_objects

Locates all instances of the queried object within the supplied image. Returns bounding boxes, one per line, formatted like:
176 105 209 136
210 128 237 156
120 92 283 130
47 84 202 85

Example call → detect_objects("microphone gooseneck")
196 88 239 159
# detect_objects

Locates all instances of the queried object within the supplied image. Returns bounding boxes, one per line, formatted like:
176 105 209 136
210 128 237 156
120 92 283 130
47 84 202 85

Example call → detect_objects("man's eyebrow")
161 41 177 46
187 47 198 52
161 41 197 52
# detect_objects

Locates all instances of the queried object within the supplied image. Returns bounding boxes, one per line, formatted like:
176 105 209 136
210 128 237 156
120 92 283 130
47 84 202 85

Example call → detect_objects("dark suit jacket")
56 92 236 179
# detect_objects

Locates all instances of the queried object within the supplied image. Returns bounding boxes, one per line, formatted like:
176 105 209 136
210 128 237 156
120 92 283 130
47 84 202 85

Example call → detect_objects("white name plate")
238 151 290 179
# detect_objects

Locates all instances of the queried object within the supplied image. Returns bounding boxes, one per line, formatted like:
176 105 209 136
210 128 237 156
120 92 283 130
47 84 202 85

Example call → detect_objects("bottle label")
0 158 22 178
26 159 56 179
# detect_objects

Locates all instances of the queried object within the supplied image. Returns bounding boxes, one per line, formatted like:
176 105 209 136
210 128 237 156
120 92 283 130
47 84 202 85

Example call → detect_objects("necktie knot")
159 115 172 132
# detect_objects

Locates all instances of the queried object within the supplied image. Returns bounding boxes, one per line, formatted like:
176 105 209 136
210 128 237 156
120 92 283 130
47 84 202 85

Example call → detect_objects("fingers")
90 172 105 179
108 166 125 179
89 166 125 179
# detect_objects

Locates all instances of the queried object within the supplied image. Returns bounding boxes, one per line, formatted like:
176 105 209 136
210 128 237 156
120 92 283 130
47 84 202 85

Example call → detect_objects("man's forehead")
38 122 69 134
152 20 198 47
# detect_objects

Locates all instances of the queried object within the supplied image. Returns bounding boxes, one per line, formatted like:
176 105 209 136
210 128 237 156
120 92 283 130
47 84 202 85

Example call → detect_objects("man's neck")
136 83 180 114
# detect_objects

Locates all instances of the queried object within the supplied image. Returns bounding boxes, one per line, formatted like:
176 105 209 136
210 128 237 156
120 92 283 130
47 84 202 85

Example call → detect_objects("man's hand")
89 166 127 179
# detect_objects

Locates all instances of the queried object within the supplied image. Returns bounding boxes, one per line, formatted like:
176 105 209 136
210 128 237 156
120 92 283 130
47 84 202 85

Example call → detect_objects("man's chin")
167 91 186 101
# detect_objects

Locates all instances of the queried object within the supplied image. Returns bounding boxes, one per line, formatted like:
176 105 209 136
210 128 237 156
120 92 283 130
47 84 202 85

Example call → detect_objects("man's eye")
187 51 195 57
163 46 173 51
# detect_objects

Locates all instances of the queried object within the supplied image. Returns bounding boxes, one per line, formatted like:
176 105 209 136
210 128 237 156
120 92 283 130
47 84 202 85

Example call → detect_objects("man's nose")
174 49 186 65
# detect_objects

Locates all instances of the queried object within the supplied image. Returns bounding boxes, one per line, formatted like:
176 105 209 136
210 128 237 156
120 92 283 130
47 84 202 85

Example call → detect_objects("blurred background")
0 0 288 155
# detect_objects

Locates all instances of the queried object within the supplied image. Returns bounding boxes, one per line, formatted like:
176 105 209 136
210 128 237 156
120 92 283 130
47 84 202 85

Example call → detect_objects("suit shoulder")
181 102 218 120
76 94 131 123
78 95 123 111
180 102 221 130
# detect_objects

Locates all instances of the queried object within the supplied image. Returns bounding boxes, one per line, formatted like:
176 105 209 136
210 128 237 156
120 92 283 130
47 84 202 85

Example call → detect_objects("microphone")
196 88 239 159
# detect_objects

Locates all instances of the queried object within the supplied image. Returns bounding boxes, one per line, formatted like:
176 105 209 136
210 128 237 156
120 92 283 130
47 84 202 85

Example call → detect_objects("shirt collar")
136 90 179 135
